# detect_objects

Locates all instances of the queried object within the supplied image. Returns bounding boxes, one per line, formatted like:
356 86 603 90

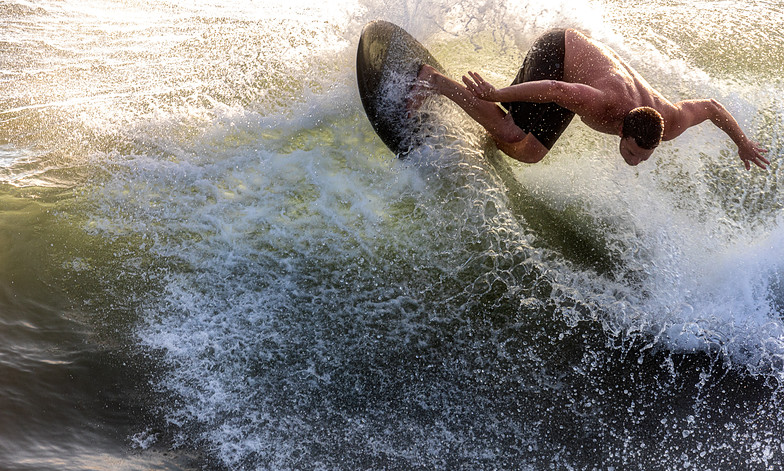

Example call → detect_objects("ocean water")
1 0 783 469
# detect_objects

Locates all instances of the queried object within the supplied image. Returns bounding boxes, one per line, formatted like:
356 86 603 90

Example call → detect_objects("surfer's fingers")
746 155 767 170
740 141 771 169
752 147 771 167
463 75 485 98
753 155 769 169
467 71 491 92
463 72 481 89
755 145 770 161
462 75 477 93
464 72 495 100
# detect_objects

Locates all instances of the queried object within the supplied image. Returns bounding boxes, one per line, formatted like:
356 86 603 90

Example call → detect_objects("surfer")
408 28 770 170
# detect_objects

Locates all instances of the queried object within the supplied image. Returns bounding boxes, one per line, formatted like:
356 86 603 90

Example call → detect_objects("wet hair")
621 107 664 150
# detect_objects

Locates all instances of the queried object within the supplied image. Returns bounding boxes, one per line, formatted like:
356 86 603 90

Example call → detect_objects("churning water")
1 0 783 469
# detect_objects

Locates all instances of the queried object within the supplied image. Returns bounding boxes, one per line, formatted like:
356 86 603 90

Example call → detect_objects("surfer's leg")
409 65 525 143
494 132 550 164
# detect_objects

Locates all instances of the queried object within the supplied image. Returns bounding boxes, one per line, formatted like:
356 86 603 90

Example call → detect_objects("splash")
12 0 782 468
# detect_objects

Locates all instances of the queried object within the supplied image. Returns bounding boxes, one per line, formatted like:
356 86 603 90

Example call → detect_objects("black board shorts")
501 29 575 150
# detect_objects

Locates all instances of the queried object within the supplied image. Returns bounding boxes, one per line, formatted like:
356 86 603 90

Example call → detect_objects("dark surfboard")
356 20 445 156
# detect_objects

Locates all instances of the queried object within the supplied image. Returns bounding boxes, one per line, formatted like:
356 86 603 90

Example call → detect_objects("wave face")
1 0 783 469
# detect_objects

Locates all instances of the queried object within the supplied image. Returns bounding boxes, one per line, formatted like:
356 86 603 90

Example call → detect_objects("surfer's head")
619 107 663 166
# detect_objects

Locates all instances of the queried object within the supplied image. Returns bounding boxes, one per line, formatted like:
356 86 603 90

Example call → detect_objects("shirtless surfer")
408 28 770 170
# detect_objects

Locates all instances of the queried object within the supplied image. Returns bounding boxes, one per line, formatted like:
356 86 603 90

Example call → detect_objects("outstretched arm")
669 99 770 170
463 71 606 117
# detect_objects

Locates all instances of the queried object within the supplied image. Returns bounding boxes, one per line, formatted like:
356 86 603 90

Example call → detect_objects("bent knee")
497 134 549 164
513 151 547 164
494 126 525 144
493 114 526 143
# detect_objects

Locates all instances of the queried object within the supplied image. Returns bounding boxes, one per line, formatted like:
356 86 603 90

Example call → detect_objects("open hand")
739 140 770 170
463 71 498 101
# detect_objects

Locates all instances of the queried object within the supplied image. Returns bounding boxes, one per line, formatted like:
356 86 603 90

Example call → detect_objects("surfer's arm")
463 72 605 114
668 99 770 170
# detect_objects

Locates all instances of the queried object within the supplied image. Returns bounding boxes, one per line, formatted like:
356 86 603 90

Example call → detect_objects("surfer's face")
619 136 655 166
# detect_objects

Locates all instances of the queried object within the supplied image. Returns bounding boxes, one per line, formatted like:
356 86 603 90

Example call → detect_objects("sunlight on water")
0 144 21 167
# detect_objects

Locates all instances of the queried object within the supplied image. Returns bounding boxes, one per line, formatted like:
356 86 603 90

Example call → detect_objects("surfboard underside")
356 20 445 155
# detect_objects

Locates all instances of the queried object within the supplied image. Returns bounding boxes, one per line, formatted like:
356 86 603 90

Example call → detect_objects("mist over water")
1 0 783 469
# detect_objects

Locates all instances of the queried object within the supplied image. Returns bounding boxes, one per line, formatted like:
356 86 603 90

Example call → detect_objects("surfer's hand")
464 71 498 101
738 140 770 170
